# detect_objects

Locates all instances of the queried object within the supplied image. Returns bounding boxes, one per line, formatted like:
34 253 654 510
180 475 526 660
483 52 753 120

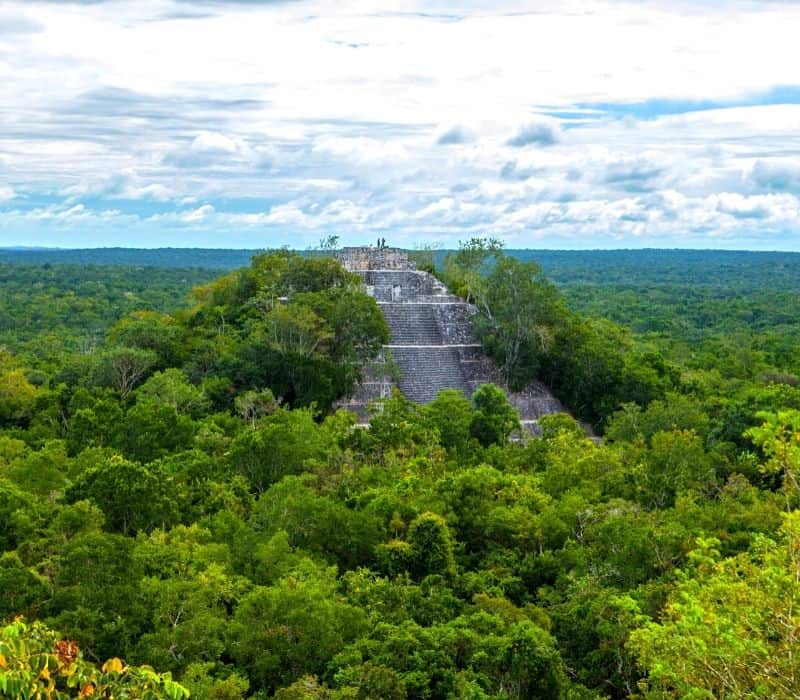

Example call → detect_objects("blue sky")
1 0 800 250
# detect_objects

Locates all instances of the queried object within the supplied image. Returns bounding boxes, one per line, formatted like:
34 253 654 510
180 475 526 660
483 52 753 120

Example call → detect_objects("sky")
1 1 800 250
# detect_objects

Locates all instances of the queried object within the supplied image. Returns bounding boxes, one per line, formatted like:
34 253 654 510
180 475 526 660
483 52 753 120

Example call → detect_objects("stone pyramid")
335 247 565 431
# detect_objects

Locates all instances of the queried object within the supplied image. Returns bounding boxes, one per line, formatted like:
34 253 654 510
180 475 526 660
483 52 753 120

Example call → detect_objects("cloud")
181 204 215 223
174 0 298 4
500 160 541 181
164 132 242 168
0 11 43 34
604 159 665 192
751 159 800 192
312 136 410 165
506 121 559 148
33 0 295 4
253 146 277 170
435 125 474 145
0 187 16 202
713 192 799 221
63 171 173 202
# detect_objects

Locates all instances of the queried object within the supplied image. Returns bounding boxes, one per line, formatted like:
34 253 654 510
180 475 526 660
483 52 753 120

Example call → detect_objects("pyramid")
335 247 565 431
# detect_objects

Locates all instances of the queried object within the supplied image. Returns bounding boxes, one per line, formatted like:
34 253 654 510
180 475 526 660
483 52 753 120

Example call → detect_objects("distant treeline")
0 247 257 269
3 246 800 285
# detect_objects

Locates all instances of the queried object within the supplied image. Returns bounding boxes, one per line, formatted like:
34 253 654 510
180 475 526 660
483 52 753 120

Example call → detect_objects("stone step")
380 303 443 345
390 346 470 403
359 269 450 302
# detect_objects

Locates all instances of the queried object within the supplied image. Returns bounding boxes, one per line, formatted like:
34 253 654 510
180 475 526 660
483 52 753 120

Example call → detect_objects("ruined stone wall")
337 247 416 272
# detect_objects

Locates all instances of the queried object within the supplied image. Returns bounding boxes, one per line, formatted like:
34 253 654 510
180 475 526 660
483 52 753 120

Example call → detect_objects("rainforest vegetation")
1 245 799 699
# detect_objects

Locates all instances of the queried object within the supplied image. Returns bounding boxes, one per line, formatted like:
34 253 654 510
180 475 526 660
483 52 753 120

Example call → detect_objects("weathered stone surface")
335 247 566 430
338 246 416 272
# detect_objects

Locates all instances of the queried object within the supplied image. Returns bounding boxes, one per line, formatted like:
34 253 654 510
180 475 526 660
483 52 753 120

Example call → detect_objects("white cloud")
712 192 800 222
62 171 174 202
751 159 800 192
435 124 475 146
165 132 244 167
181 203 215 223
506 121 560 148
0 186 16 202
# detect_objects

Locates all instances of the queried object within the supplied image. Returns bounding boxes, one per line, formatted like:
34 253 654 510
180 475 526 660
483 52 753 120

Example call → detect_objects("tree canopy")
1 246 799 698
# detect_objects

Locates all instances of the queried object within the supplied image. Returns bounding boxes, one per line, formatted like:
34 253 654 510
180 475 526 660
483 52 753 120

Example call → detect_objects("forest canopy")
1 246 799 699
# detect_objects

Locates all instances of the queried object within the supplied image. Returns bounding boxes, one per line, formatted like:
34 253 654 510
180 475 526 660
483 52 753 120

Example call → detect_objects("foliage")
0 618 188 699
1 248 799 699
469 383 521 446
630 515 800 698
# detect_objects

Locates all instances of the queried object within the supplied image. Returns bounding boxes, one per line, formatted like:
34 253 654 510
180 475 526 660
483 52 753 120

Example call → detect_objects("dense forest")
1 245 799 699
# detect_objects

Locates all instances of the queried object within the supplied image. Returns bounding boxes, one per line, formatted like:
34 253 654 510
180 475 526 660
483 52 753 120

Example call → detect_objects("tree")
108 311 186 368
0 618 188 700
443 237 504 312
135 368 209 417
227 408 327 493
746 409 800 508
115 402 195 464
230 564 367 694
636 429 715 509
182 662 250 700
424 389 475 455
91 346 158 398
406 512 457 580
5 439 70 498
47 530 145 660
474 256 565 388
65 398 124 456
630 517 800 698
0 367 37 424
0 552 49 619
251 477 383 570
234 388 279 428
368 388 438 450
0 477 44 551
470 384 520 446
65 456 178 535
313 234 340 255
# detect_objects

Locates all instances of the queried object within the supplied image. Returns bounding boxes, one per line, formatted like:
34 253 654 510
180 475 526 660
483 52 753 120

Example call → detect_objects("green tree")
115 402 195 464
424 389 475 455
135 368 209 417
0 618 188 700
91 346 158 398
230 564 367 694
406 512 457 580
108 311 186 368
474 256 565 388
5 440 70 498
65 456 179 535
630 517 800 698
442 237 504 312
746 409 800 507
234 387 279 428
470 384 521 446
227 408 327 493
0 552 49 620
0 367 37 424
47 530 145 660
